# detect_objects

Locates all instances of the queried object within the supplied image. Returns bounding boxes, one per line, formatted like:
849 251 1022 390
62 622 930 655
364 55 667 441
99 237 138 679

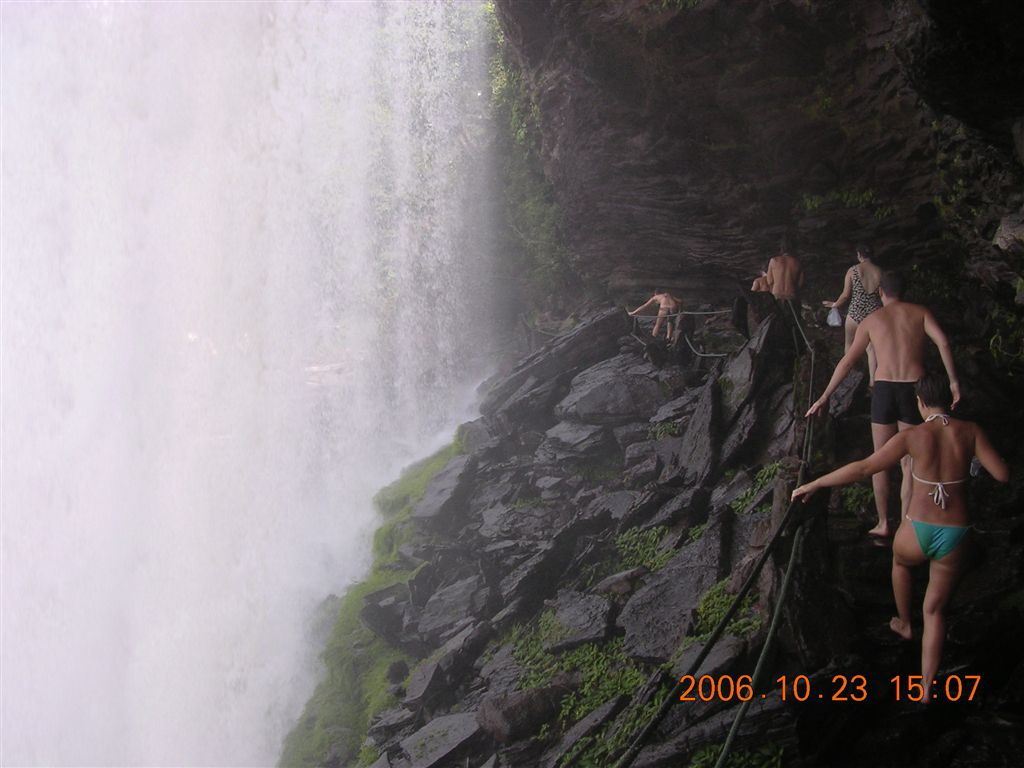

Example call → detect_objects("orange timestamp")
678 673 982 702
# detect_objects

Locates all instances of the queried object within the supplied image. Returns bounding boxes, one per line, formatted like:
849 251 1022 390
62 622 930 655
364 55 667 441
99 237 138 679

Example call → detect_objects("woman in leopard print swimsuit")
822 245 882 384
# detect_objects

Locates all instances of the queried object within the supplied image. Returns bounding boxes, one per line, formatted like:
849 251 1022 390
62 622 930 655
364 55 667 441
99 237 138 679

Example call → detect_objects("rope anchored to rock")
614 305 818 768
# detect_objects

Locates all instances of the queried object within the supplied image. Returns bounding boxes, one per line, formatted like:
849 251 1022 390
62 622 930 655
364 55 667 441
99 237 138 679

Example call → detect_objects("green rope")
712 520 809 768
613 304 818 768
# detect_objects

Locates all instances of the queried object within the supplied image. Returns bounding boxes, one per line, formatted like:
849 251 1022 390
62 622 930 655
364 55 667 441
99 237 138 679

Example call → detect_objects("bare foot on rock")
889 617 912 640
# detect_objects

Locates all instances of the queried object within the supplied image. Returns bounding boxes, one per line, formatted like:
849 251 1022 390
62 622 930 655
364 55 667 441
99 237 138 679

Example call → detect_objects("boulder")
580 490 640 526
535 420 612 463
542 695 629 768
417 576 490 643
491 372 574 435
400 713 481 768
410 455 478 530
543 589 613 652
617 518 727 662
480 308 630 419
659 376 720 488
591 566 649 598
553 353 664 425
360 583 412 645
476 676 576 742
650 387 700 424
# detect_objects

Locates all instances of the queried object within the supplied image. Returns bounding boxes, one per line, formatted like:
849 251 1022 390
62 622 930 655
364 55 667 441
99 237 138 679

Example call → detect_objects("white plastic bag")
827 306 842 327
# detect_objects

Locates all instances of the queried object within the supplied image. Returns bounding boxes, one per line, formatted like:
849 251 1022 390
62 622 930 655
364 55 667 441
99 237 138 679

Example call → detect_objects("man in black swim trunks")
806 272 960 538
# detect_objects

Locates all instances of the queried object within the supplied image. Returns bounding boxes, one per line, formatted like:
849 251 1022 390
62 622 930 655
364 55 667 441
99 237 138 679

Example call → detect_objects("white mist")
1 2 493 765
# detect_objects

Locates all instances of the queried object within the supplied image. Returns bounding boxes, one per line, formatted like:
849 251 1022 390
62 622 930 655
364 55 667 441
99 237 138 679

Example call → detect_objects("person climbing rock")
764 238 804 302
629 289 682 340
794 373 1008 704
821 244 883 385
806 271 961 538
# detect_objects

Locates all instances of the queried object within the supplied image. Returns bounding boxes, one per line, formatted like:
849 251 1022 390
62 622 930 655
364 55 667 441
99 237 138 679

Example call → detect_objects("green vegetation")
558 684 671 767
691 578 762 641
689 743 786 768
729 462 781 515
507 611 653 766
838 483 873 515
487 2 579 308
279 440 462 768
616 526 675 572
799 187 893 220
687 522 708 543
649 419 682 440
987 305 1024 373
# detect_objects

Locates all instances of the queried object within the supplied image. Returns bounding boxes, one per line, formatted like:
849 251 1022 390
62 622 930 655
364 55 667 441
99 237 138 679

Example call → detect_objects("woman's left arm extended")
793 431 910 501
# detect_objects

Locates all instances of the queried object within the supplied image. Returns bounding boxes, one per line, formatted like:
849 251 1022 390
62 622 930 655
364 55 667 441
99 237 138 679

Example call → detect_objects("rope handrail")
613 303 817 768
631 308 733 319
683 334 731 359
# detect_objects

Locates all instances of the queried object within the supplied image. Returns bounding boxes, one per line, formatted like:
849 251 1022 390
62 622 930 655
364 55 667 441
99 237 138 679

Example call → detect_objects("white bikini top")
910 413 967 509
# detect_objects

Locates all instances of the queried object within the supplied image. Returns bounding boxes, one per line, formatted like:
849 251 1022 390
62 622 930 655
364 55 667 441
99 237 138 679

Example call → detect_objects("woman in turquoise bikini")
792 373 1008 702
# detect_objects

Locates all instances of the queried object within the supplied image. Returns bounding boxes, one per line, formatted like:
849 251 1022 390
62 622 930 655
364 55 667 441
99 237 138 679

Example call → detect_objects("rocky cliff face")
348 306 1023 768
494 0 1024 302
286 6 1024 767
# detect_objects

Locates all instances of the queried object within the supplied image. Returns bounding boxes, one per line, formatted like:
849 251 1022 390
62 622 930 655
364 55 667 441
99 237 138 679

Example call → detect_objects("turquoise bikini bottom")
910 519 969 560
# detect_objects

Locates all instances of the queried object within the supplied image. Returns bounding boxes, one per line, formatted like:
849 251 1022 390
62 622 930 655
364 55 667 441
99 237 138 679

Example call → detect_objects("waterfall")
0 2 494 765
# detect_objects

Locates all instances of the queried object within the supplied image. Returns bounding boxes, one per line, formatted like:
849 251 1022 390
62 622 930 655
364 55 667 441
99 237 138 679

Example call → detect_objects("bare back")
766 254 803 300
903 419 976 524
655 292 680 313
861 301 929 381
858 260 881 294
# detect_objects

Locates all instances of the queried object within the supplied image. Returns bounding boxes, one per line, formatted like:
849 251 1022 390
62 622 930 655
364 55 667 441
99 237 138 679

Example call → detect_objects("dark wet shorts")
871 380 923 425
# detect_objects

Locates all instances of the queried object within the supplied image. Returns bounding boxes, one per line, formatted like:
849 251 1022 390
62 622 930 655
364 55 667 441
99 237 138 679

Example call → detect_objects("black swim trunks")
871 380 923 425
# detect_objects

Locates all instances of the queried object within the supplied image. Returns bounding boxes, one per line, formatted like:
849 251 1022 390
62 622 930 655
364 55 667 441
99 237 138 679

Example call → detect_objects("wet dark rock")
613 422 652 450
541 695 629 768
387 659 410 685
623 453 662 488
579 490 639 526
361 583 412 645
399 712 481 768
643 487 709 533
544 589 612 652
478 501 564 542
368 707 419 747
659 375 720 488
476 675 576 742
410 455 477 530
618 518 727 662
617 489 671 530
475 643 525 699
553 353 664 425
650 387 700 424
408 565 436 609
591 565 649 598
633 694 796 768
490 372 574 436
458 418 494 454
535 420 612 463
417 576 490 643
673 634 746 679
405 622 491 712
481 308 630 420
498 540 568 606
828 369 866 419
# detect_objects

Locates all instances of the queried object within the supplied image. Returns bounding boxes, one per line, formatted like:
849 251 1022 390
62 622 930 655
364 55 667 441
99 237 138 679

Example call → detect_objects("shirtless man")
629 290 681 339
806 272 960 537
764 248 804 301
